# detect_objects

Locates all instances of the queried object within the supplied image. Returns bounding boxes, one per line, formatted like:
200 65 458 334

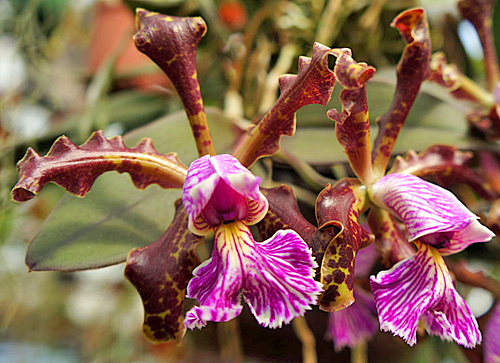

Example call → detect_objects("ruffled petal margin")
370 241 481 347
185 221 322 329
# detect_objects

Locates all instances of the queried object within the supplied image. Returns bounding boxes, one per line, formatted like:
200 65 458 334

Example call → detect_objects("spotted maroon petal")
485 302 500 363
316 179 373 311
428 52 495 106
370 173 493 253
370 241 481 347
182 154 268 235
185 221 322 329
458 0 500 91
371 8 431 177
233 42 337 168
389 145 496 201
124 199 203 342
134 9 215 156
256 184 338 263
325 288 378 351
12 131 187 202
327 49 376 184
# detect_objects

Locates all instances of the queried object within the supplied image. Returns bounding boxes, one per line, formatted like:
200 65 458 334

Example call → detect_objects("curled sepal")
12 131 187 202
371 8 431 177
124 199 203 342
256 184 338 263
370 173 494 255
428 52 495 107
234 42 337 168
370 241 481 347
327 49 376 184
458 0 500 91
485 302 500 363
134 9 215 156
367 206 415 268
185 221 322 329
325 288 378 352
388 145 495 201
315 179 373 312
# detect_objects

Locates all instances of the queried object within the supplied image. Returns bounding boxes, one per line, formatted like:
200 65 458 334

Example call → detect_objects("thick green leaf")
281 126 486 166
26 107 237 271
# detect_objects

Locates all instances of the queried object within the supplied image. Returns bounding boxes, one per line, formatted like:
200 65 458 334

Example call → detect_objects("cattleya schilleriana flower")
181 154 322 329
369 173 494 347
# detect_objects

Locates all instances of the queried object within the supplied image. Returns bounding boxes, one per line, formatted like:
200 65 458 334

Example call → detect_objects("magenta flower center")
200 180 249 226
419 231 454 249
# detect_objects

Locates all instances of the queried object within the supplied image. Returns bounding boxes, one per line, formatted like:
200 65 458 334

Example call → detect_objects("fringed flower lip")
367 173 494 347
182 154 322 329
370 241 481 347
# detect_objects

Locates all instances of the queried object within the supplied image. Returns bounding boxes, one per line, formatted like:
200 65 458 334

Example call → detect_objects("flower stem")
292 316 317 363
217 318 244 363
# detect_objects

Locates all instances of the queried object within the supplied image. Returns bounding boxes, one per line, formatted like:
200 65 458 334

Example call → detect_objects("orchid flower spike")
368 173 494 347
182 154 322 329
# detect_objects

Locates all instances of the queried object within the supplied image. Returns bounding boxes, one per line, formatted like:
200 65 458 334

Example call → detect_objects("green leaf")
25 107 237 271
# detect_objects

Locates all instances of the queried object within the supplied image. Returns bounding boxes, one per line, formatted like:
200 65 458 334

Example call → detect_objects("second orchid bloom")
181 154 322 329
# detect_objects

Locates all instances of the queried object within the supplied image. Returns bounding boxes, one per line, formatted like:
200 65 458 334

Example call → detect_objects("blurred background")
1 0 499 362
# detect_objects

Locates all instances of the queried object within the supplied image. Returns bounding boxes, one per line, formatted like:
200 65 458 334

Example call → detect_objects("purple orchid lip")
370 241 481 348
182 154 268 235
369 173 494 254
184 221 322 329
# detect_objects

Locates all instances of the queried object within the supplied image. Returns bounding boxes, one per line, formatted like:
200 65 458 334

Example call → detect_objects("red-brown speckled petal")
256 185 338 268
12 131 187 202
124 199 203 342
234 43 337 168
315 179 373 312
389 145 496 201
367 206 415 268
458 0 500 91
371 8 431 177
428 52 495 107
327 49 376 184
134 9 215 157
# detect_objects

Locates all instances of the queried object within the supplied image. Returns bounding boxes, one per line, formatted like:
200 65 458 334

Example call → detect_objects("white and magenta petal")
243 229 323 328
182 155 220 235
210 154 262 201
325 288 378 351
370 241 481 347
211 154 269 225
185 221 322 329
439 219 495 256
370 173 477 241
369 173 493 254
485 302 500 363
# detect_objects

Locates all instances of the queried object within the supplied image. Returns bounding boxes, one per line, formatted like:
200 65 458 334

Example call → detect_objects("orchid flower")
368 173 494 347
295 7 494 349
182 154 322 329
11 8 339 343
